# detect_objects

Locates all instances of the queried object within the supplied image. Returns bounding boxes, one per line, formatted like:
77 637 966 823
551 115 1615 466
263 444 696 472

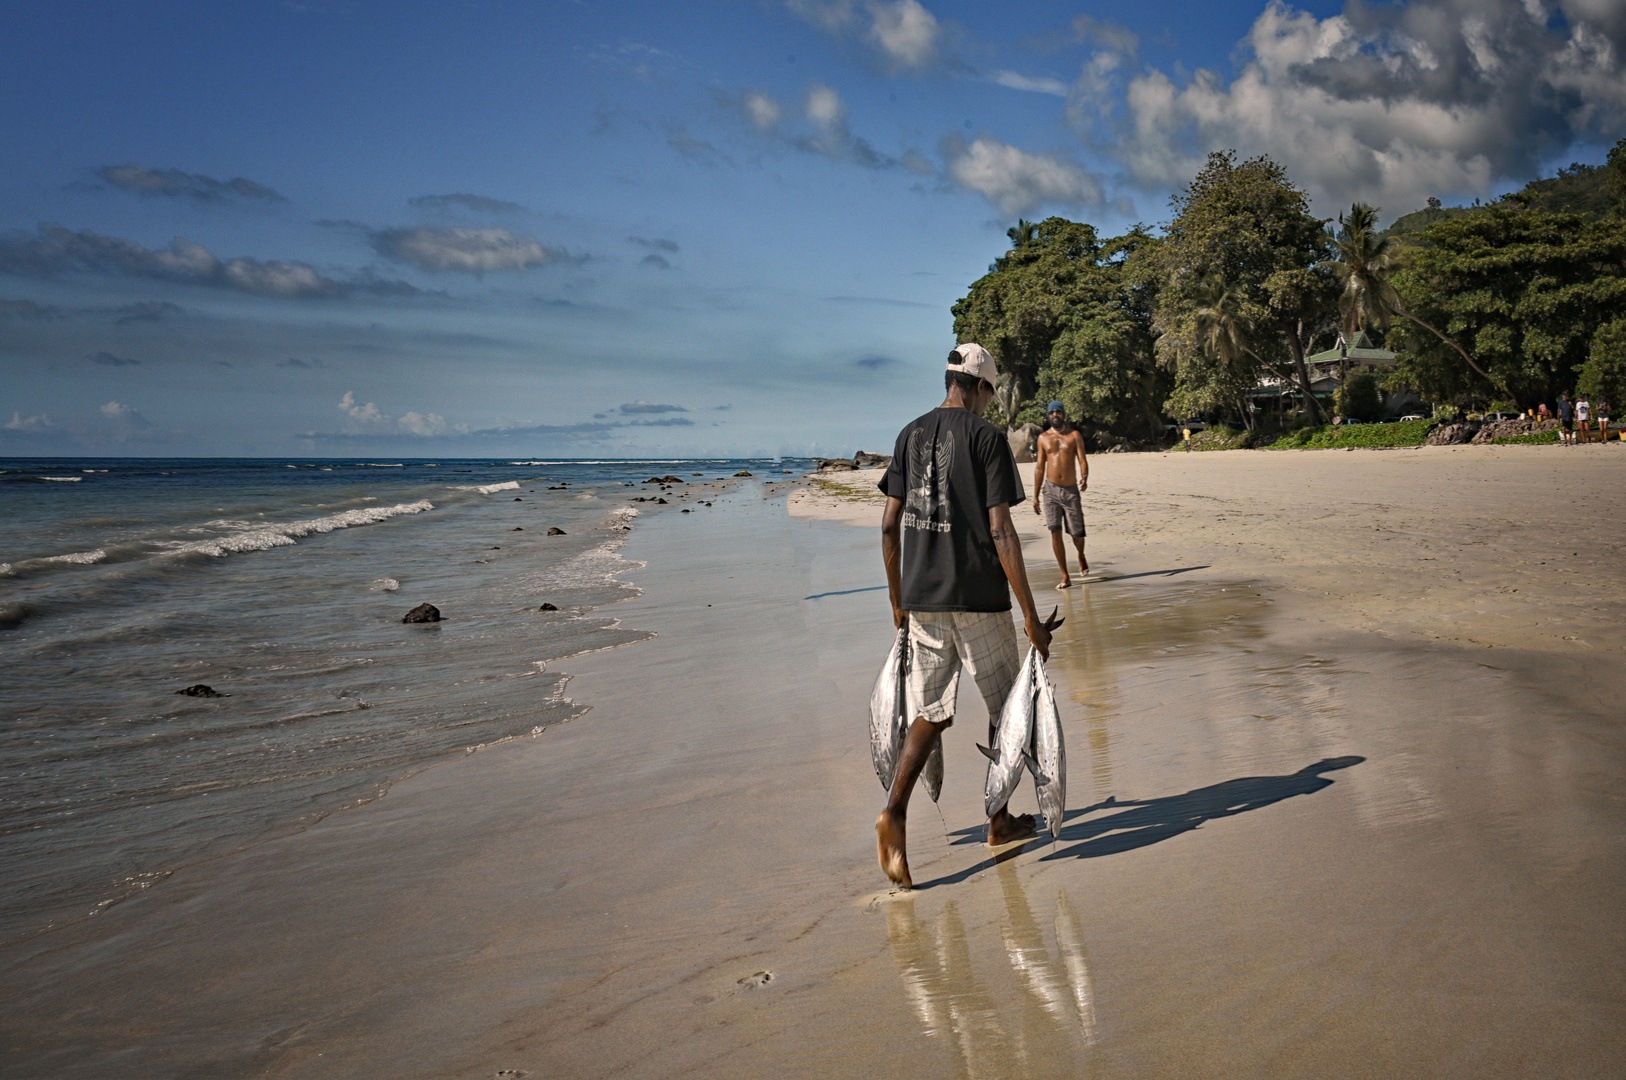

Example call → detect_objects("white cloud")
784 0 943 70
396 411 449 436
867 0 942 69
992 71 1069 97
337 392 454 436
368 227 566 273
5 412 52 431
743 91 782 130
1113 0 1626 213
100 401 136 418
940 135 1105 215
806 83 845 127
0 225 405 298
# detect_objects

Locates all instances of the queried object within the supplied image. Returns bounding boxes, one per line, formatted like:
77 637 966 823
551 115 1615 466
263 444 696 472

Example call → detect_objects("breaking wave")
158 501 435 559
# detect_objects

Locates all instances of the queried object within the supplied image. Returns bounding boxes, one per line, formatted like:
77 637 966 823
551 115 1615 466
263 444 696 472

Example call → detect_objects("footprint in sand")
736 970 773 988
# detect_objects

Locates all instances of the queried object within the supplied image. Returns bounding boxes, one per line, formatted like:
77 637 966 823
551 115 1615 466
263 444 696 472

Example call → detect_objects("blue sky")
3 0 1622 458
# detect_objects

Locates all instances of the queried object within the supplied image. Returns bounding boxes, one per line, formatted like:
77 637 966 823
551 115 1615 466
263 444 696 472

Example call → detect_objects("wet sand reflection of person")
886 866 1099 1080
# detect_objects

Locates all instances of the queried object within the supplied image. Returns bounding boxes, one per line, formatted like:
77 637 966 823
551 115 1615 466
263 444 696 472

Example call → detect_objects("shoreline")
4 451 1624 1077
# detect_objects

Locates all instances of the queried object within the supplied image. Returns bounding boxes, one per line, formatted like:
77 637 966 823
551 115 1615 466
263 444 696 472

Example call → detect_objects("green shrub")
1491 430 1561 444
1264 418 1434 449
1334 372 1382 423
1175 426 1255 451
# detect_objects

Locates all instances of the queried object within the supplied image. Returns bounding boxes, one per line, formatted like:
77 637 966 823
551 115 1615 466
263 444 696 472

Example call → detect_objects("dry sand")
5 445 1625 1078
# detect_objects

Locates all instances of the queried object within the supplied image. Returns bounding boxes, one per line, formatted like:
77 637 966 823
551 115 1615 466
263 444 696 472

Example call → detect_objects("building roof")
1307 330 1397 366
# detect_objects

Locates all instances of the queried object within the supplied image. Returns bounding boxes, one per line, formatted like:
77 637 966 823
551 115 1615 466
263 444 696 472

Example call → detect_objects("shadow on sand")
915 756 1363 889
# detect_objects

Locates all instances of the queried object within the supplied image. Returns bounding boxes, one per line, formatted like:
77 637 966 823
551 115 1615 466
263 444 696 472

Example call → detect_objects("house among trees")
1249 331 1423 422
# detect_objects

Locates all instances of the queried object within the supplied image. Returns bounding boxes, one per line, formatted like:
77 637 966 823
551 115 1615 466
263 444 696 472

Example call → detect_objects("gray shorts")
1042 479 1086 538
907 610 1020 725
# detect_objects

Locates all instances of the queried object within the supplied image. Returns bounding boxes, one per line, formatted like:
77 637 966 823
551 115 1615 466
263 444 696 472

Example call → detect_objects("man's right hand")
1025 616 1051 661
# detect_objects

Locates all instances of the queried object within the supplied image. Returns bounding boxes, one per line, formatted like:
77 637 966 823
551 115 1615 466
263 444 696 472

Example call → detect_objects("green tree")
1152 152 1337 424
1578 319 1626 408
1330 202 1495 388
1334 370 1382 422
1607 137 1626 219
1389 206 1626 407
953 219 1166 440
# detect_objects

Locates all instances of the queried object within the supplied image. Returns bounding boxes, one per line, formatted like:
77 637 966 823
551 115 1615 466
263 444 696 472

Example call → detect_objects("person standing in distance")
1558 392 1575 446
1032 400 1090 588
876 343 1053 887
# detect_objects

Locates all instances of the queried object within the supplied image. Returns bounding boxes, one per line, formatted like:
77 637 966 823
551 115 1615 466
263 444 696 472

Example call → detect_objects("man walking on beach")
1032 400 1089 588
876 343 1053 887
1559 392 1575 445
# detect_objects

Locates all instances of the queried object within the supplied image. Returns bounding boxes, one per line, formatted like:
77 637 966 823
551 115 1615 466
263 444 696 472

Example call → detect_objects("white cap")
947 342 997 389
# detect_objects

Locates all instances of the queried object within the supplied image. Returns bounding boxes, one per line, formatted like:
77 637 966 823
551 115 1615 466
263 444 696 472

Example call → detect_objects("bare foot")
1056 578 1072 590
988 809 1038 845
876 810 912 888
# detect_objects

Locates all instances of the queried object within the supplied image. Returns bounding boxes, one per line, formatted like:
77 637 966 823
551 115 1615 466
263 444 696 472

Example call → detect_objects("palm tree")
1193 275 1320 425
1007 219 1039 250
1331 202 1499 388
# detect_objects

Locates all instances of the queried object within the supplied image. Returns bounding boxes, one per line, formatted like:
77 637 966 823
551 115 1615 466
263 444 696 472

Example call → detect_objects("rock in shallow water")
176 684 223 697
539 602 559 611
547 527 566 535
402 603 442 623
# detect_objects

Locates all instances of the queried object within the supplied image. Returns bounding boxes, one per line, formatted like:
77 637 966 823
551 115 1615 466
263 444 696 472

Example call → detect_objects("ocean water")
0 456 797 944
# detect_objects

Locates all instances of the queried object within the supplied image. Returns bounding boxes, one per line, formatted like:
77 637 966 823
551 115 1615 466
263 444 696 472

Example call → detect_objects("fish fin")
1042 606 1064 632
1022 749 1048 784
976 743 998 762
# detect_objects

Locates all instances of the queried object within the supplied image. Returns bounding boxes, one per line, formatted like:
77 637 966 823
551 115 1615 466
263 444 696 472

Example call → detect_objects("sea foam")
162 500 435 559
473 481 521 494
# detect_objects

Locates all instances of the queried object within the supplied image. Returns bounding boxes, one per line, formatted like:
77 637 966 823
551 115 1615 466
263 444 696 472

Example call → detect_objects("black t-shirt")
1559 399 1575 421
879 407 1025 612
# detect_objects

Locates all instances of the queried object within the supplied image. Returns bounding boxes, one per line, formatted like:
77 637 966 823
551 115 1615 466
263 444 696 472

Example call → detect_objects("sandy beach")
6 445 1626 1078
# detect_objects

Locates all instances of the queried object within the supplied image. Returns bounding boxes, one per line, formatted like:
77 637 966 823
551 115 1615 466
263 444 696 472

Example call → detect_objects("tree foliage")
1389 206 1626 408
1578 318 1626 407
952 218 1166 439
1150 152 1336 423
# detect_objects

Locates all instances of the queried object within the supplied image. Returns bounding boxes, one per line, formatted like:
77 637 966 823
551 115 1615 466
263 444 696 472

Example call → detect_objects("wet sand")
6 446 1626 1078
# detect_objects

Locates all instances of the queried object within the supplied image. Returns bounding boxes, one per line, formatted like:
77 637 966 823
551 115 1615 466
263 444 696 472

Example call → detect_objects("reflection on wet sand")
887 860 1099 1078
1046 578 1271 794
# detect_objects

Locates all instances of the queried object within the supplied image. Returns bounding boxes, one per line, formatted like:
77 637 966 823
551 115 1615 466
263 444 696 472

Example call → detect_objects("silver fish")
867 624 945 802
981 646 1038 818
868 625 910 791
1028 654 1066 838
921 727 944 802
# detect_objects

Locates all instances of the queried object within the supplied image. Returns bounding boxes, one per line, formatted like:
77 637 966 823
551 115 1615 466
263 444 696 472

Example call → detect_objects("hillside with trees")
955 138 1626 445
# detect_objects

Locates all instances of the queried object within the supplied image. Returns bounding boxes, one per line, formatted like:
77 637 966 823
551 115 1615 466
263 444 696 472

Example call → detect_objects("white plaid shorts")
907 610 1021 726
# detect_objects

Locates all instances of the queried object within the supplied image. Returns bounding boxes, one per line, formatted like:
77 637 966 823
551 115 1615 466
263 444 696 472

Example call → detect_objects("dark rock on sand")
1470 417 1557 444
656 498 668 504
817 458 857 471
682 508 691 512
514 497 523 501
1425 421 1479 446
645 475 685 483
402 603 442 623
548 527 566 535
176 684 223 697
513 527 524 530
539 602 559 611
851 451 892 468
735 470 753 477
1006 424 1043 463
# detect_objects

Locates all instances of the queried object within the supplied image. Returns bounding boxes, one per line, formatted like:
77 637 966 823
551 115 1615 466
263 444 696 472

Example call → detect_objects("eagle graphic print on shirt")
902 426 954 533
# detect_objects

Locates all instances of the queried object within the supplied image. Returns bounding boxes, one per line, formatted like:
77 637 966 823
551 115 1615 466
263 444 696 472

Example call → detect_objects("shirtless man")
1032 401 1089 588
